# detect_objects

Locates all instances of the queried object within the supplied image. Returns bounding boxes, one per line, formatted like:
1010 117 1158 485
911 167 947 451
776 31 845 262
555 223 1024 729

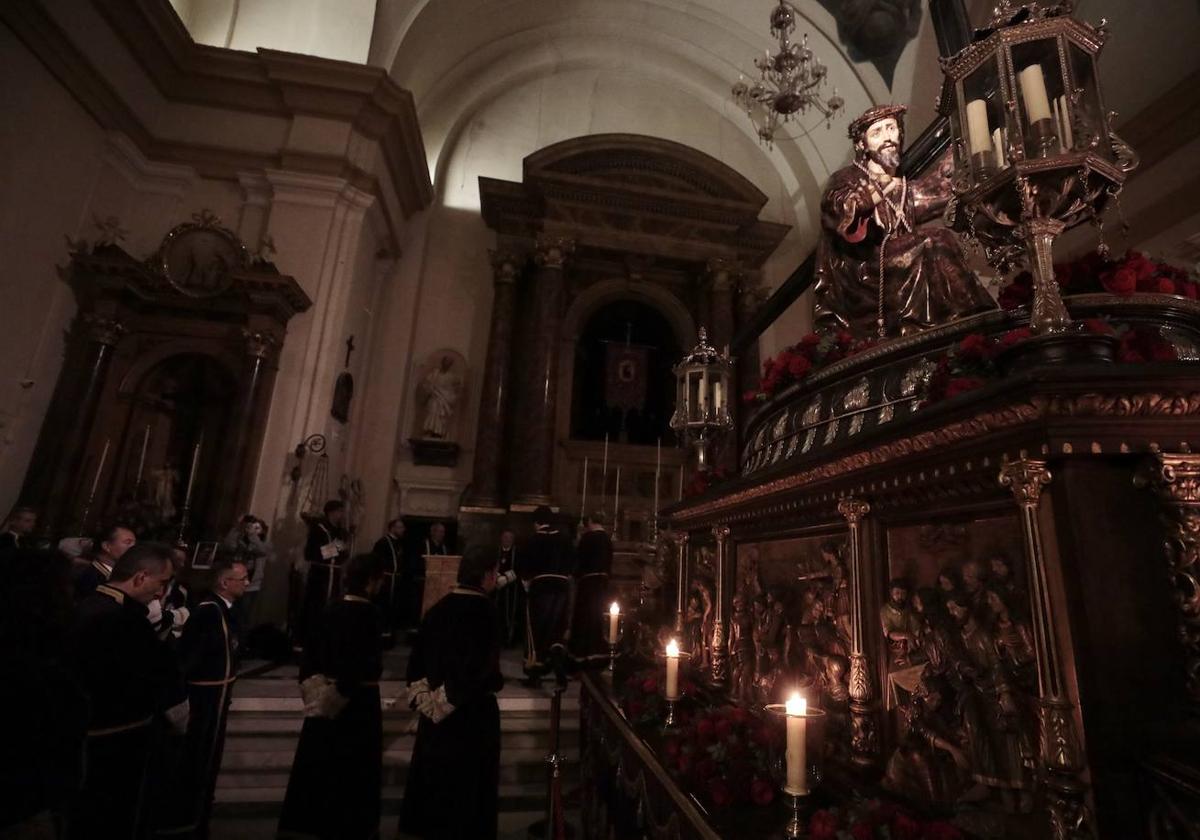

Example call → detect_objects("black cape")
372 534 405 639
298 519 348 648
520 528 573 675
570 529 613 662
67 584 185 839
401 586 503 839
279 596 383 840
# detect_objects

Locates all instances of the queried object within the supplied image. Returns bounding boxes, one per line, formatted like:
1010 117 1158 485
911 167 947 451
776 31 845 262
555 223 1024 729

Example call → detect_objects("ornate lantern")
669 327 734 471
939 1 1137 339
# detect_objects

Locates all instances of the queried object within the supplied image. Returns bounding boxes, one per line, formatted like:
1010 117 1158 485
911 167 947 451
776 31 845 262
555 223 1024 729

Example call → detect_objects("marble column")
512 235 573 507
1000 460 1096 840
23 313 125 535
213 329 279 530
838 496 879 769
466 251 522 510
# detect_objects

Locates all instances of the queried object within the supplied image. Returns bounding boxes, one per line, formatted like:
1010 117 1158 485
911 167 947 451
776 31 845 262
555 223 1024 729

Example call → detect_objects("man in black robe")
813 104 995 338
494 527 524 648
570 513 614 665
67 542 188 839
372 517 407 642
521 506 573 685
401 546 504 840
158 559 246 838
279 554 385 840
0 505 36 552
297 500 349 649
72 523 137 601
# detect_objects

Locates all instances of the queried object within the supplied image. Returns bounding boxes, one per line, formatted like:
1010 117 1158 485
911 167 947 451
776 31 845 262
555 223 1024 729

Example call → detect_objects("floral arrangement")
922 319 1177 405
744 330 876 403
805 800 964 840
997 250 1198 309
683 466 733 498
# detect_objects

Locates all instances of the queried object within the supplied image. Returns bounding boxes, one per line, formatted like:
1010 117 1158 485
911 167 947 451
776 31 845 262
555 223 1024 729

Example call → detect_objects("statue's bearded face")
859 117 902 173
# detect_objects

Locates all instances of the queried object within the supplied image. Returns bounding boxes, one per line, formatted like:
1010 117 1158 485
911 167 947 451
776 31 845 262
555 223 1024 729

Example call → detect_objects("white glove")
496 570 518 590
171 606 190 628
407 678 431 711
418 685 455 724
146 599 163 626
165 699 190 734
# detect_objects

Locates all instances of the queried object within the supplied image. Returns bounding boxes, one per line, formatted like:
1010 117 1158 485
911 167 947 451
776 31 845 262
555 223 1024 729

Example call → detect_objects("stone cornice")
2 0 432 242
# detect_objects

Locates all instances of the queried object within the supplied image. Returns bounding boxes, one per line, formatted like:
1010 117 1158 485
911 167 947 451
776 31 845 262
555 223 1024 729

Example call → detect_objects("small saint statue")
814 104 995 338
418 356 462 439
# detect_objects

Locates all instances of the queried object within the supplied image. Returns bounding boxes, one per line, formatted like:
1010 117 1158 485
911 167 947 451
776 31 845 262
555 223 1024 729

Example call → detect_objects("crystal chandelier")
732 1 845 147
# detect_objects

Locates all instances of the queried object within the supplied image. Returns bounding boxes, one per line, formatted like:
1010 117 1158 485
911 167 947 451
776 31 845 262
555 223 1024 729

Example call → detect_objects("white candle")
613 466 621 530
1051 98 1066 152
965 98 992 156
608 602 620 644
698 373 707 412
89 439 111 500
665 638 680 699
992 127 1007 168
785 692 808 795
1019 64 1052 124
1058 94 1074 149
135 424 150 488
714 381 724 412
581 456 589 519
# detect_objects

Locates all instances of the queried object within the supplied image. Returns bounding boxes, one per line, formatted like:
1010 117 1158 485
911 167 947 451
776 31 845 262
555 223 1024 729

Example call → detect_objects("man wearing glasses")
159 558 248 837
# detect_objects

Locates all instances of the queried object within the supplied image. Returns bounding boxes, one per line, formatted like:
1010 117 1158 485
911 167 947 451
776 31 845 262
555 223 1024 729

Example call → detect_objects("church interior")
3 0 1200 837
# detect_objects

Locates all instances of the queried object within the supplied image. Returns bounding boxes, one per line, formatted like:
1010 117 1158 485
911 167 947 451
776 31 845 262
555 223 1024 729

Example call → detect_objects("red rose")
1101 266 1137 296
890 812 922 840
706 778 733 808
956 332 989 360
787 354 812 379
1157 277 1178 295
998 272 1033 309
808 810 840 840
714 718 733 740
693 757 718 782
1183 282 1199 300
676 753 692 775
695 718 716 741
943 377 986 400
662 738 681 758
998 327 1032 349
641 676 658 694
1083 318 1116 336
850 820 877 840
800 333 822 349
728 706 750 725
626 699 644 718
924 821 965 840
751 724 773 746
1128 252 1156 281
750 777 775 806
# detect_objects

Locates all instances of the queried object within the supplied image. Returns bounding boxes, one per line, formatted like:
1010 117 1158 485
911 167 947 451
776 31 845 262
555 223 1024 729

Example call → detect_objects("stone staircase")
209 649 580 839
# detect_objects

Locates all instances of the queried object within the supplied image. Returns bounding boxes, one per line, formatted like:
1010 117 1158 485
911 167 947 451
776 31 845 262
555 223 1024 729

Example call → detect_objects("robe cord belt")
88 716 153 737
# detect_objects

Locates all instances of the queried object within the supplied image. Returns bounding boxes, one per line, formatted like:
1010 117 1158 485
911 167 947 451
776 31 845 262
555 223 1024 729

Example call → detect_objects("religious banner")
604 342 650 411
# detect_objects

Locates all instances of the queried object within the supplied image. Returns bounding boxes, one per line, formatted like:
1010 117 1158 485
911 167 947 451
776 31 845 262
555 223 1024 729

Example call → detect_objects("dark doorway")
571 300 680 445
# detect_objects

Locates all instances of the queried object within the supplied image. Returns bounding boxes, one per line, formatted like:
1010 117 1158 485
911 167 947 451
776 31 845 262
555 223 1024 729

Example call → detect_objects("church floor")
208 646 581 839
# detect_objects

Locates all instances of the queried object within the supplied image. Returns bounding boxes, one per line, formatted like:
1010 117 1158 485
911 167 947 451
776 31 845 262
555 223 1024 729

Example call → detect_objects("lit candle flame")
786 691 807 717
610 602 620 616
666 639 680 657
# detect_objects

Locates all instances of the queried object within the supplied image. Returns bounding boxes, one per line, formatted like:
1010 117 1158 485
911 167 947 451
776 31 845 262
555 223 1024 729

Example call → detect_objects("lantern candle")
1057 94 1074 149
608 602 620 644
1019 64 1053 123
992 127 1007 168
785 692 808 795
965 98 992 156
713 380 724 412
665 638 681 699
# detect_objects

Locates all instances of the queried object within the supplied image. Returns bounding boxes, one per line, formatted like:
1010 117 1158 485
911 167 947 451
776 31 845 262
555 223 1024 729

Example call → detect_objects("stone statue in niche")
812 105 995 338
408 350 467 467
418 355 462 439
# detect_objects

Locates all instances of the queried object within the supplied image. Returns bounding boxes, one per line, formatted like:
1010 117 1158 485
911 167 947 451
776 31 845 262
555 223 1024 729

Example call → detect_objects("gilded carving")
1134 455 1200 708
534 235 575 269
242 329 277 360
82 314 126 346
489 249 522 283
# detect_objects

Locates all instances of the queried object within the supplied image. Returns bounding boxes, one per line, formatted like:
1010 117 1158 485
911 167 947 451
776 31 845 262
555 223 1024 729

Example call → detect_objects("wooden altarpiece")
21 215 311 541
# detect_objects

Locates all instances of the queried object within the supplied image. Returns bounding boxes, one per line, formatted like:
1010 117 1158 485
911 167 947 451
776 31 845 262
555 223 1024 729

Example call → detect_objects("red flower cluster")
745 330 875 403
805 803 964 840
997 251 1199 310
661 705 780 809
683 466 733 498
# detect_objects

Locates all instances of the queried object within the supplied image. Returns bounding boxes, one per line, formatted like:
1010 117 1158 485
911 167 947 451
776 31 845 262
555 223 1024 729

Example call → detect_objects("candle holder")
765 702 827 836
602 607 624 673
655 646 692 728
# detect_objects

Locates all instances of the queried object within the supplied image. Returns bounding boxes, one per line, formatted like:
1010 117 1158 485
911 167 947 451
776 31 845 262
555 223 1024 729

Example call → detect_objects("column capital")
837 497 871 524
534 235 575 269
999 458 1052 509
242 328 279 361
82 313 126 346
705 257 741 291
711 524 730 543
489 249 523 284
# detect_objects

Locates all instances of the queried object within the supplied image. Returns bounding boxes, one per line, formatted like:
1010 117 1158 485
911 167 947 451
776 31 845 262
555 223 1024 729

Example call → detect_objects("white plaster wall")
0 25 108 515
171 0 378 64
